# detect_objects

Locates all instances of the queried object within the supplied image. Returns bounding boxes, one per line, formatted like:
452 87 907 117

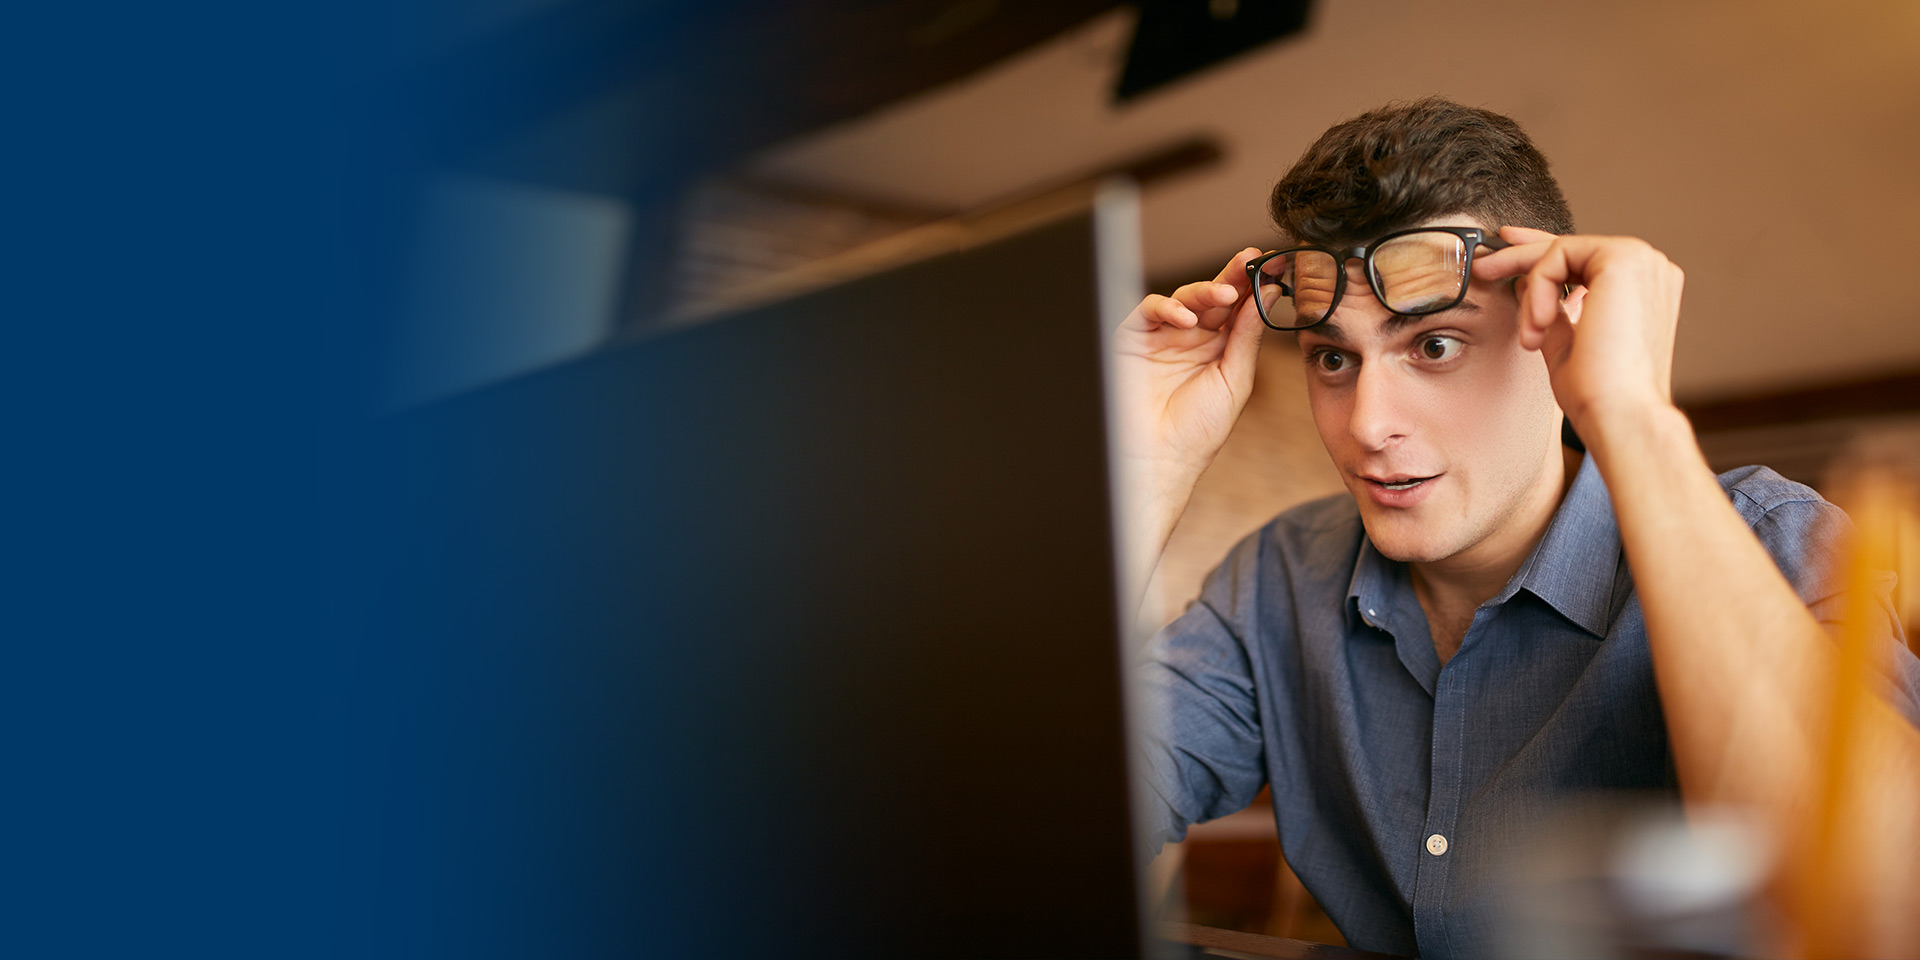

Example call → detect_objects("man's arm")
1134 577 1270 850
1479 230 1920 954
1109 248 1269 610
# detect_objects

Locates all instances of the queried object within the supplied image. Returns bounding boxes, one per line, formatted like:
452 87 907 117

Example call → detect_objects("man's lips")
1358 472 1441 508
1360 473 1440 490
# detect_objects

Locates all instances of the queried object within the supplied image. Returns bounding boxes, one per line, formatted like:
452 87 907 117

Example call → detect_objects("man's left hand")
1472 226 1684 441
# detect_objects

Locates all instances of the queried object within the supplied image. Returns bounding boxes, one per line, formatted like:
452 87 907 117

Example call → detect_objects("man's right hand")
1112 246 1270 572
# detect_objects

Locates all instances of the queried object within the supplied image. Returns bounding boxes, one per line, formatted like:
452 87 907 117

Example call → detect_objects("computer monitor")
375 184 1151 958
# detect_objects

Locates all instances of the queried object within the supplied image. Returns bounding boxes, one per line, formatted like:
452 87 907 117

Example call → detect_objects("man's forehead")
1417 213 1495 231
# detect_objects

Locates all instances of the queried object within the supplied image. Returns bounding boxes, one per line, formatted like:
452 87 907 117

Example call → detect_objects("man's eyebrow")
1305 319 1350 346
1379 298 1482 335
1308 299 1483 345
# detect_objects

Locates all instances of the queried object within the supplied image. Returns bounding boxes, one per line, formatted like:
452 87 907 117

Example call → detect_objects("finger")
1561 284 1587 325
1145 293 1199 329
1492 235 1623 333
1200 246 1262 311
1212 246 1262 289
1205 245 1261 284
1172 279 1242 309
1121 293 1196 332
1472 225 1560 281
1172 280 1243 330
1515 235 1627 287
1514 276 1550 350
1536 307 1576 372
1165 248 1263 331
1517 239 1601 331
1497 225 1559 245
1512 273 1570 348
1472 238 1554 281
1520 284 1582 360
1514 275 1537 348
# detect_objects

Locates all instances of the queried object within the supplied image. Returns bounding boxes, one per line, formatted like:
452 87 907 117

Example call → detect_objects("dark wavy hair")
1268 97 1575 247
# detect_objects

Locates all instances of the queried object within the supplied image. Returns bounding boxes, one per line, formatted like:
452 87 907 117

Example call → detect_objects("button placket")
1411 612 1485 955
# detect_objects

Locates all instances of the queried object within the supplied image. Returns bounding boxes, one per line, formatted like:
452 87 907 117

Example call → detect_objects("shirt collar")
1491 452 1622 638
1345 452 1622 639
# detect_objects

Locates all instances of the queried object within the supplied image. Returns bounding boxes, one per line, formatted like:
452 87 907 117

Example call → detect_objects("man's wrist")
1131 460 1206 514
1577 399 1693 469
1116 453 1204 578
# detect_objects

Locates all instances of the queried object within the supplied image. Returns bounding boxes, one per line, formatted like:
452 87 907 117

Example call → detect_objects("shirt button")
1367 608 1377 618
1426 834 1449 856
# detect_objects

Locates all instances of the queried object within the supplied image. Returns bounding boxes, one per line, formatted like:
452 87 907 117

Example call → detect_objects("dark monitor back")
374 195 1145 958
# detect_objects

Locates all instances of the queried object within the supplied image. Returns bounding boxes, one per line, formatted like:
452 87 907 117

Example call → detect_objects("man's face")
1294 219 1564 566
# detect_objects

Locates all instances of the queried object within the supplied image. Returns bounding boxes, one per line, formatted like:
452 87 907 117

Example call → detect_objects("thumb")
1561 284 1587 324
1218 291 1268 398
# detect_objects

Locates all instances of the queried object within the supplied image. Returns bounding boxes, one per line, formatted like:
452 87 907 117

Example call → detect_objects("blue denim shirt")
1136 455 1920 959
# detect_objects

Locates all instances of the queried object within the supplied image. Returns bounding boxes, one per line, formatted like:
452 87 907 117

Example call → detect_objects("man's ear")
1561 284 1588 324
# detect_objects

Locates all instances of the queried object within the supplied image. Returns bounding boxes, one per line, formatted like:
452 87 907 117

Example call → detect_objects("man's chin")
1371 539 1449 564
1355 505 1453 564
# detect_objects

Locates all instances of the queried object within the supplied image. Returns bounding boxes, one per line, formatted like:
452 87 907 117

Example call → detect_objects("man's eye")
1417 336 1463 362
1312 349 1347 372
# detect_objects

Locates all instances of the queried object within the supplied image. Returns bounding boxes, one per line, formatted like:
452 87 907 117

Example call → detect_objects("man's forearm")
1583 401 1920 950
1116 454 1203 625
1582 402 1833 807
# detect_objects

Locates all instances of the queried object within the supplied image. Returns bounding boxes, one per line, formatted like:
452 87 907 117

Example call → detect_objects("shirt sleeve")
1741 488 1920 728
1132 541 1270 852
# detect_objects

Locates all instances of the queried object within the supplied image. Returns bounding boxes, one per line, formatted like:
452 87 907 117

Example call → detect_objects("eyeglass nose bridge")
1332 245 1386 304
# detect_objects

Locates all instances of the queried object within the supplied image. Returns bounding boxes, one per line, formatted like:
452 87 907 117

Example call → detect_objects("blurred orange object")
1790 466 1919 959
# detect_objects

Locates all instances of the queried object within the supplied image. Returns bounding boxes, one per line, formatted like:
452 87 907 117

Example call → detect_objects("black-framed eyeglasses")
1244 226 1509 331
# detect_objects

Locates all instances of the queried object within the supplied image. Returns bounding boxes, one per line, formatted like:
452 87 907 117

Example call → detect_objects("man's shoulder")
1267 489 1361 536
1235 491 1364 569
1194 491 1363 621
1715 464 1830 517
1712 464 1851 574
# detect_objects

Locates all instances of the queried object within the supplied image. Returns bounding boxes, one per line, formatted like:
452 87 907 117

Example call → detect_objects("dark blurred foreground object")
1115 0 1312 101
376 187 1157 957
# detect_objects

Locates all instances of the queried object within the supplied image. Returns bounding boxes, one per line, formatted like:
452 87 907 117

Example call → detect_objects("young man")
1114 98 1920 959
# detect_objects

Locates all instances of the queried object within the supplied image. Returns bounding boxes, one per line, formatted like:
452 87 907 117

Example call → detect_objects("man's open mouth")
1365 475 1438 491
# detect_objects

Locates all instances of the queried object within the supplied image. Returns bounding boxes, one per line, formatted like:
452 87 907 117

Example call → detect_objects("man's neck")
1411 444 1584 664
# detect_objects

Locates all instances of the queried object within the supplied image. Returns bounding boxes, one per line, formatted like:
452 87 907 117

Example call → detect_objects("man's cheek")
1305 392 1348 456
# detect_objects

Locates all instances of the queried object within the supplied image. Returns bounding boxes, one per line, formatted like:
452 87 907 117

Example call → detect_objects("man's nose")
1348 359 1409 452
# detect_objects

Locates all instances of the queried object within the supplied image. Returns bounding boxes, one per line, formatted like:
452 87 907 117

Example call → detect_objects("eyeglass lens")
1373 232 1467 314
1255 231 1472 328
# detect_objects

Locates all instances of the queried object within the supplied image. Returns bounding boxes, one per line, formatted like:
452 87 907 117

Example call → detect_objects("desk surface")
1160 922 1403 959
